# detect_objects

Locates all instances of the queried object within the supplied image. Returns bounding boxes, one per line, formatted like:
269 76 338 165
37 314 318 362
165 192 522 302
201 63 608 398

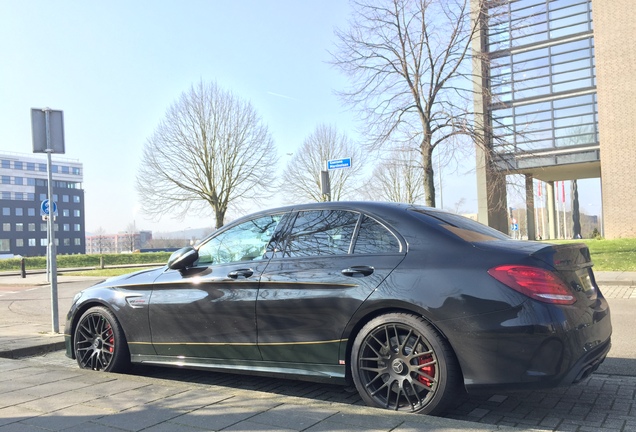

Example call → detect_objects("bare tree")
332 0 483 207
137 81 277 228
93 226 107 254
361 145 424 203
281 124 366 202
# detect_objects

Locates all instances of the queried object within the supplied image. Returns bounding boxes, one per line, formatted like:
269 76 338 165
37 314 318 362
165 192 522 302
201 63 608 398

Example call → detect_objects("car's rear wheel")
351 313 460 415
74 306 130 372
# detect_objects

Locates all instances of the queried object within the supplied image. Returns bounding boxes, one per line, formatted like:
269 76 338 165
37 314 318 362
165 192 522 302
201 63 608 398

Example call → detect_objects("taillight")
488 265 576 305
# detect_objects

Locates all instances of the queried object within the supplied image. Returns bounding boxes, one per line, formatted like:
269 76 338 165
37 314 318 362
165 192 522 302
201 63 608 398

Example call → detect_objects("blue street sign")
327 158 351 170
40 199 58 216
511 223 519 231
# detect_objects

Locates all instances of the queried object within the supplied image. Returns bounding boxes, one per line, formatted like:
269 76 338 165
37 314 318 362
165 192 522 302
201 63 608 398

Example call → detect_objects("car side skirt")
131 354 347 384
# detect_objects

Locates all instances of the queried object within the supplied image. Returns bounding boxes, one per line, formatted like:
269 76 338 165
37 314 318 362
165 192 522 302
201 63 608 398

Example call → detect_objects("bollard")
21 257 26 278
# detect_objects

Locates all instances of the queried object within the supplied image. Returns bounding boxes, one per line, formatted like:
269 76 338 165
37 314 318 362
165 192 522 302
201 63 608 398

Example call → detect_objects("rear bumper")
440 297 612 392
561 336 611 384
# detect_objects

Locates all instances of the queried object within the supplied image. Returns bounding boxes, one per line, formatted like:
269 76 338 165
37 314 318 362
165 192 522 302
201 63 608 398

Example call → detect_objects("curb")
0 340 66 360
597 280 636 287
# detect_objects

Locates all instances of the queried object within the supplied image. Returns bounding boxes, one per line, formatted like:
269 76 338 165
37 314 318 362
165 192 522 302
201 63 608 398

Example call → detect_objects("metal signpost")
321 158 352 201
31 108 65 334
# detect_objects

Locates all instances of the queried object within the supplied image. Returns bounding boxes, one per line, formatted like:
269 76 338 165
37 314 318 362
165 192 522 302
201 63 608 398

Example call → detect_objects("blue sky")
0 1 600 235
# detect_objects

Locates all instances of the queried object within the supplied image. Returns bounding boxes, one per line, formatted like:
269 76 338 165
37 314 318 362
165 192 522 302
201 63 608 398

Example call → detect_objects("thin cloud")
267 91 298 101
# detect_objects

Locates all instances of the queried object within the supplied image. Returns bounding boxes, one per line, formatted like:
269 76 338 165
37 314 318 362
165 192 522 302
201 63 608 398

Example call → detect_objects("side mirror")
167 246 199 270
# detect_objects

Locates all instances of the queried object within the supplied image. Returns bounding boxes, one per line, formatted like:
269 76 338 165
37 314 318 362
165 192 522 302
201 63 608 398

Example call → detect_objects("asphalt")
0 271 634 431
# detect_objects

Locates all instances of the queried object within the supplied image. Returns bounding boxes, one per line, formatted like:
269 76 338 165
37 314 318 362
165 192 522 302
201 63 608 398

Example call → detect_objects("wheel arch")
342 304 461 385
67 300 121 359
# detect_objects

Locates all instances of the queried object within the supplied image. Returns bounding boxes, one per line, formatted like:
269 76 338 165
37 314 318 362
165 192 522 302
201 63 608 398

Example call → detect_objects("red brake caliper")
418 355 435 387
106 324 114 353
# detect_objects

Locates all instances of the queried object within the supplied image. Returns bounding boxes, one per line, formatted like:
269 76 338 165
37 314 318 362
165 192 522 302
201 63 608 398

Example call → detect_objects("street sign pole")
44 109 59 334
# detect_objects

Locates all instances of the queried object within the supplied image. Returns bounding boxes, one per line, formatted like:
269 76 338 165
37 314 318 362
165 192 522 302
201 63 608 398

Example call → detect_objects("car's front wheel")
73 306 130 372
351 313 460 415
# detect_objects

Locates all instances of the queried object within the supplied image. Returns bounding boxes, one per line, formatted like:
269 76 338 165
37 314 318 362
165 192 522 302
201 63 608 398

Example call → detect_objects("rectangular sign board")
327 158 351 170
31 109 65 154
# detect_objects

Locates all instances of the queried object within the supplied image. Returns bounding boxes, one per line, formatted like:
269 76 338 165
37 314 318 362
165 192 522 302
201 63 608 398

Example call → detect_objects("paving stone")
94 404 183 432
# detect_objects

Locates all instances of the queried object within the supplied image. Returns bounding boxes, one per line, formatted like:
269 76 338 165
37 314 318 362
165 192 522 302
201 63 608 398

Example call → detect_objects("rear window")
410 209 510 242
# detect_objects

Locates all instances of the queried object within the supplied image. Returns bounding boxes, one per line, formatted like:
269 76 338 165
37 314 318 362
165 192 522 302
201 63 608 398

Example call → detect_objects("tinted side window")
284 210 358 257
353 216 401 254
197 214 281 265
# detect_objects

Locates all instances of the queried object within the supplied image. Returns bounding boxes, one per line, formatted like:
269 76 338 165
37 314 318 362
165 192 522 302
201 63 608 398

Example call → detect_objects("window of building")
26 162 35 171
2 208 9 216
54 224 59 232
2 223 9 231
15 161 23 170
61 166 69 174
73 209 81 217
28 223 35 232
27 178 36 186
40 223 47 231
53 194 58 202
16 239 23 247
62 195 69 202
1 192 10 200
39 193 47 201
62 209 70 217
14 193 24 201
74 238 81 246
40 238 47 246
63 224 70 231
36 179 46 187
63 238 70 246
73 195 81 203
28 239 36 247
38 163 46 172
1 160 9 169
74 224 81 231
51 165 58 173
72 167 81 175
16 223 23 232
14 177 23 185
0 239 8 252
15 208 23 216
1 176 9 184
27 193 35 201
28 208 35 216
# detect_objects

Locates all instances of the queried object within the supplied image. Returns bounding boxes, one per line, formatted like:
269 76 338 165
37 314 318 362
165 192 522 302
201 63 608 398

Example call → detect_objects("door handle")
228 269 254 279
341 266 374 277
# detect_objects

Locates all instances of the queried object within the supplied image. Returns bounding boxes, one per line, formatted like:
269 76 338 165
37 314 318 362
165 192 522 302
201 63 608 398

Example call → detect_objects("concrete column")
525 175 536 240
471 0 509 234
546 181 557 240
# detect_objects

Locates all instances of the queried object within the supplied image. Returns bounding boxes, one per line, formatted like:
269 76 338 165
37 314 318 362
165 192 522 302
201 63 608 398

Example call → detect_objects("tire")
73 306 130 372
351 312 460 415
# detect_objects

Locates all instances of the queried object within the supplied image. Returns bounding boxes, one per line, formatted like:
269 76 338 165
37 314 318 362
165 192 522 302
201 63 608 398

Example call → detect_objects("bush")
0 252 171 272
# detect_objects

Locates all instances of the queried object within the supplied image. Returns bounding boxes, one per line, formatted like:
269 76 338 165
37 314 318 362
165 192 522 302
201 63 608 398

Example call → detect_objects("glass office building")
488 0 598 159
473 0 607 238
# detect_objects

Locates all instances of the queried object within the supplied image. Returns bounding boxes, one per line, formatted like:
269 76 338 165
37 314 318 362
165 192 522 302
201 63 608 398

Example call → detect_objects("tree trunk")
214 208 225 229
421 142 436 208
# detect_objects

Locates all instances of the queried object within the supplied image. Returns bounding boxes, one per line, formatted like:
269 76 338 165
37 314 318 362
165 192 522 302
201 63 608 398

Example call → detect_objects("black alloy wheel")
74 306 130 372
351 313 460 415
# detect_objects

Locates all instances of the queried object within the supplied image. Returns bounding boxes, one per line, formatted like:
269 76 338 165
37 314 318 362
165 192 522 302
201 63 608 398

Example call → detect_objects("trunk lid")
529 242 598 303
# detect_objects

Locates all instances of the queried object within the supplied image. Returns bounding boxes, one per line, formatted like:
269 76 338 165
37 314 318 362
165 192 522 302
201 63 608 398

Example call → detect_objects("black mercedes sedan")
65 202 611 415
